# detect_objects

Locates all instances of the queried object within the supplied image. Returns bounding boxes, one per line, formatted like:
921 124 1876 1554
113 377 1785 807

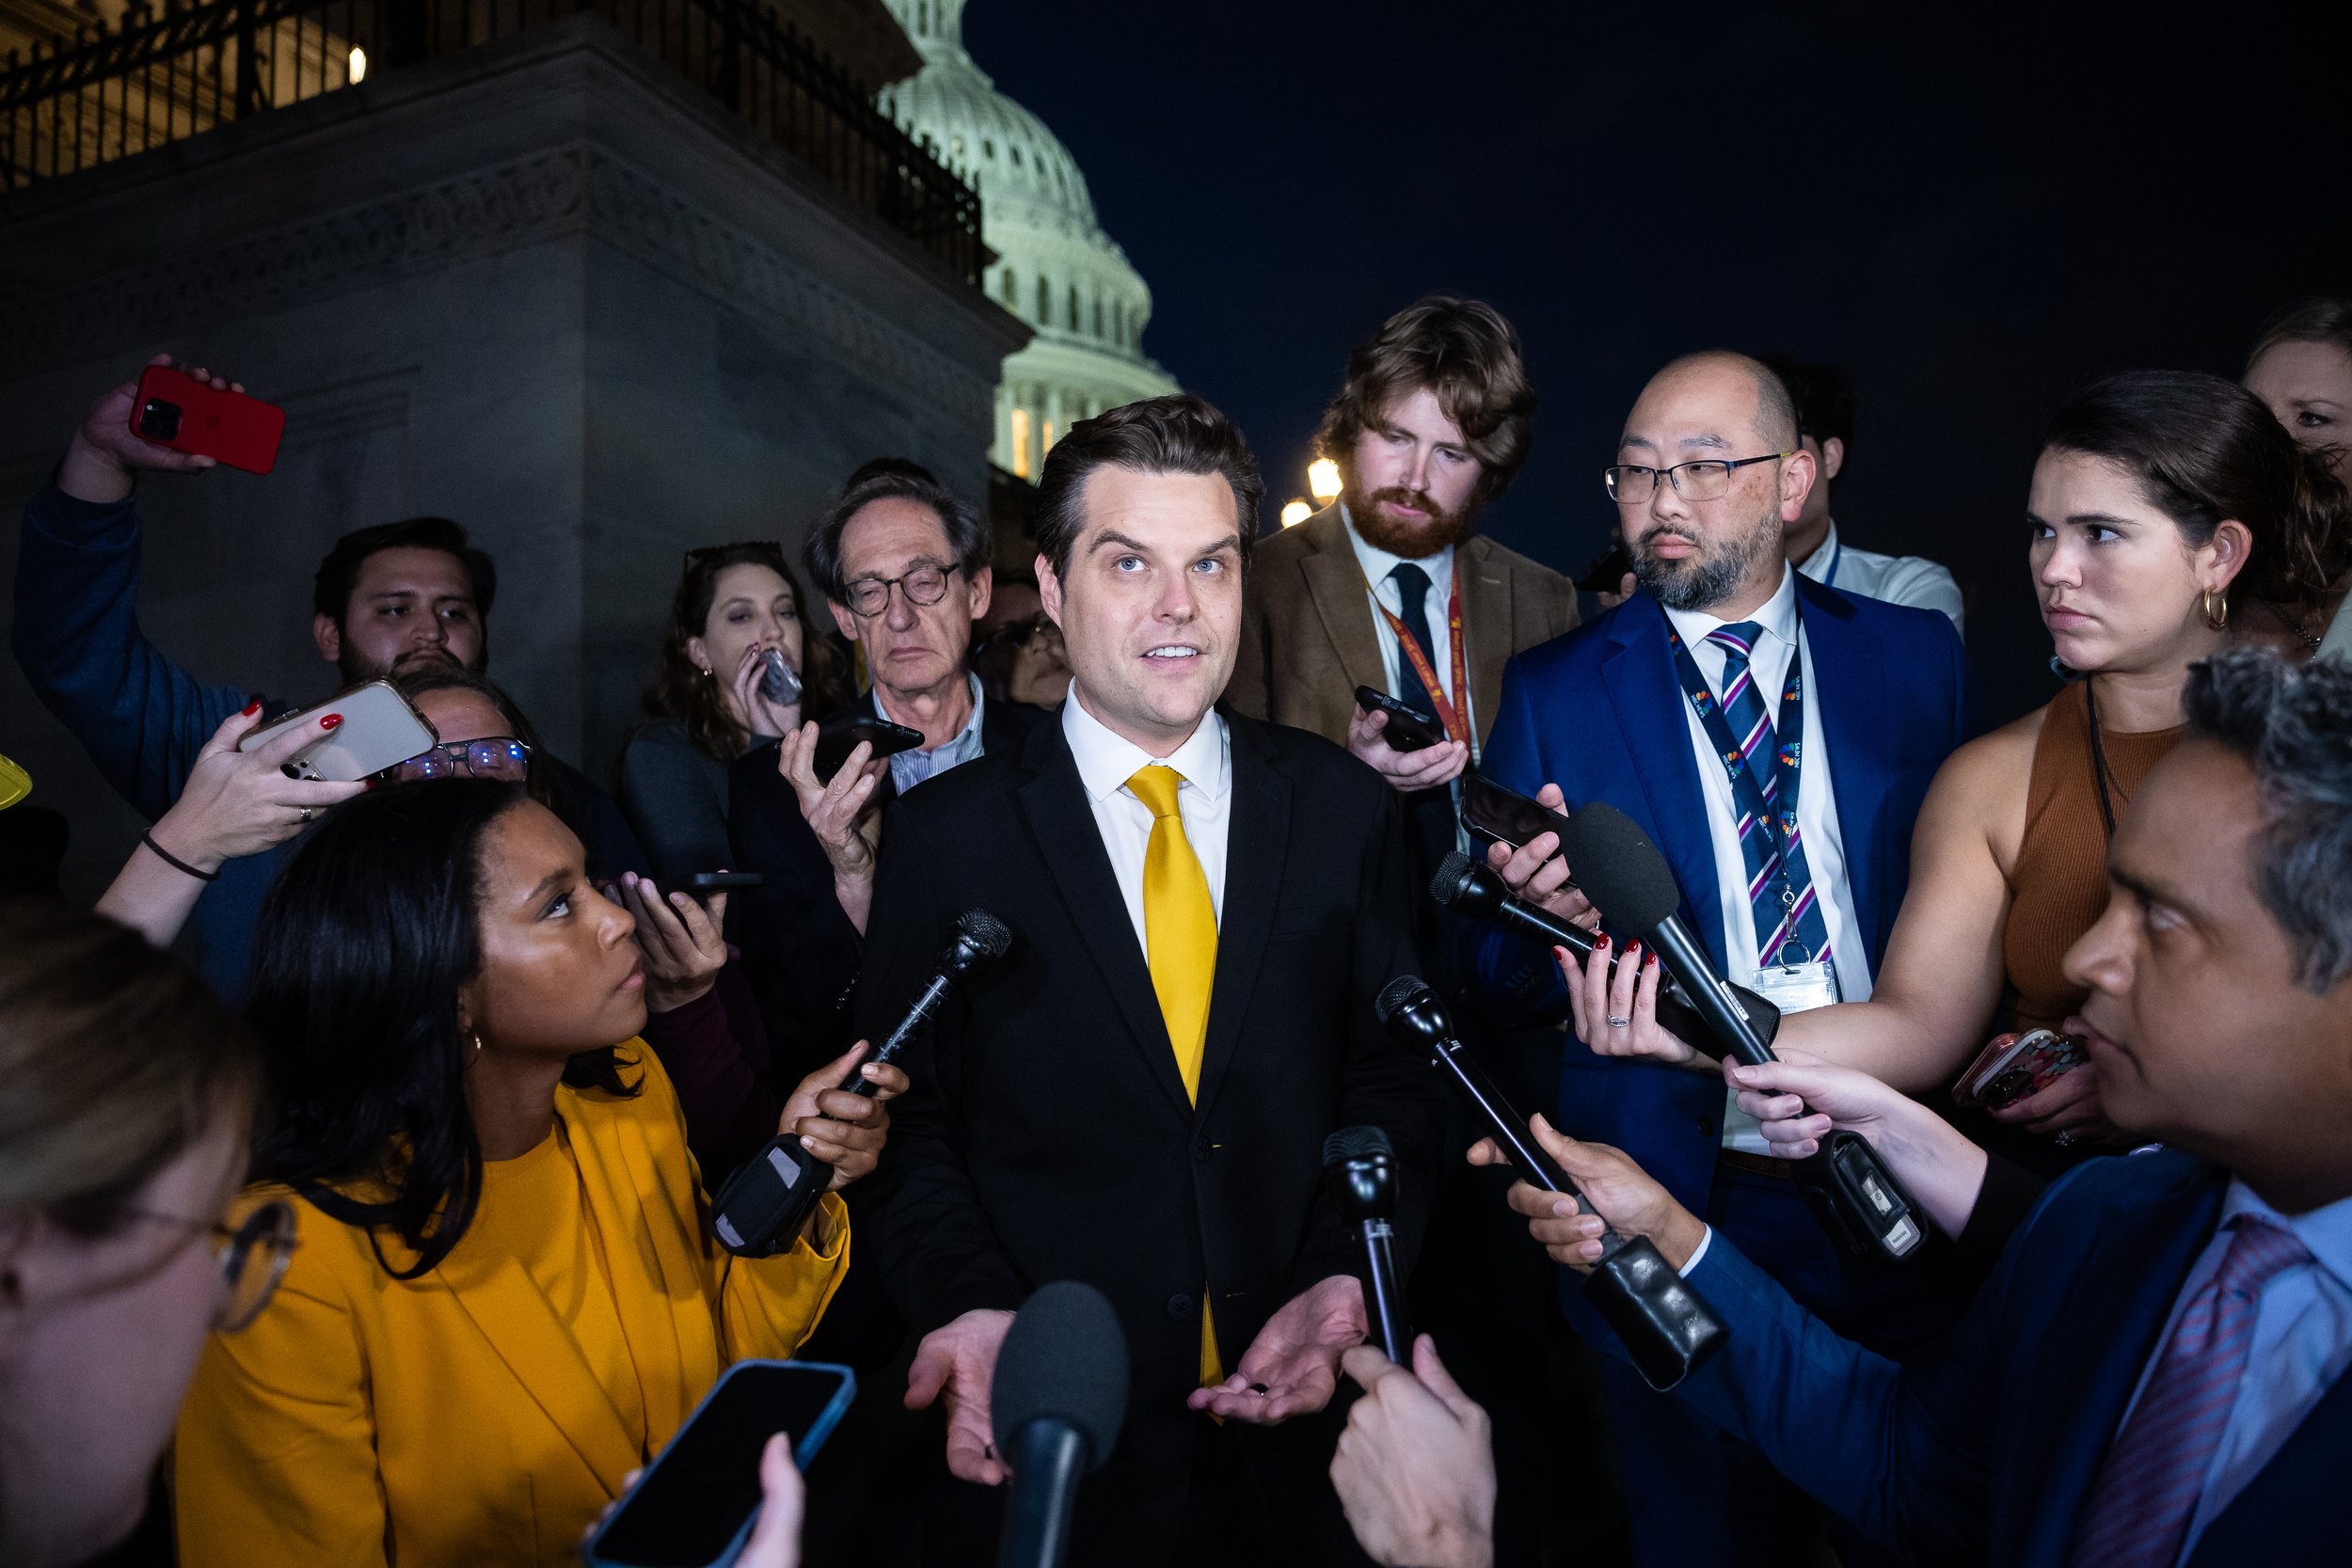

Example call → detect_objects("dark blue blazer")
1467 577 1978 1216
1677 1148 2350 1566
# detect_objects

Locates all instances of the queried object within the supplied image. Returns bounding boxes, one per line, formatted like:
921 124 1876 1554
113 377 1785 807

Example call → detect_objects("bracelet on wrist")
141 831 219 882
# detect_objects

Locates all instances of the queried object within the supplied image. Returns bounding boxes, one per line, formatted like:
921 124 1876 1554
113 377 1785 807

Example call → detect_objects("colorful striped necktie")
2070 1214 2313 1567
1124 764 1226 1388
1706 623 1831 968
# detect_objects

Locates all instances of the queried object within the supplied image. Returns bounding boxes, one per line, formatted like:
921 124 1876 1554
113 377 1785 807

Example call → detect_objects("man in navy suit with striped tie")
1464 351 1978 1565
1498 648 2352 1568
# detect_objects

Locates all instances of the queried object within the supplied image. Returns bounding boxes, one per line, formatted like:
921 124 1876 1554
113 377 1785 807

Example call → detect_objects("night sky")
962 0 2352 721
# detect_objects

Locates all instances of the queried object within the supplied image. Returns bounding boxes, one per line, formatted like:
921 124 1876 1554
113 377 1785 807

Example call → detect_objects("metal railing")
0 0 981 282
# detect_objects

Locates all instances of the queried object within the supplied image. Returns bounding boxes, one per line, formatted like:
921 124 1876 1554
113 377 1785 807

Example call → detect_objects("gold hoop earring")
2201 588 2229 631
469 1032 485 1065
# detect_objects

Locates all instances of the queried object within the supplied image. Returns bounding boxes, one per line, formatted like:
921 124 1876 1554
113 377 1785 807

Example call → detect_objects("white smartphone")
238 680 438 781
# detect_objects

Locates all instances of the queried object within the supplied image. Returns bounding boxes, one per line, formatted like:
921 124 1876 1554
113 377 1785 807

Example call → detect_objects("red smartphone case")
131 365 286 475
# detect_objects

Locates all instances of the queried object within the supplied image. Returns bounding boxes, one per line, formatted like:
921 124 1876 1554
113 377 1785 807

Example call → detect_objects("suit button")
1166 1293 1194 1321
1193 1138 1213 1163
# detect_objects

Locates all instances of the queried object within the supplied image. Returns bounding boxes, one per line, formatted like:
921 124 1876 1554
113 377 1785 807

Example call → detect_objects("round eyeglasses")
842 564 958 619
1603 451 1793 504
117 1197 298 1332
384 737 532 784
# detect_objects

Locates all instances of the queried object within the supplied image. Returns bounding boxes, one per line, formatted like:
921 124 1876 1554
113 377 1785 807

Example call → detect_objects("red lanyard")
1366 573 1471 748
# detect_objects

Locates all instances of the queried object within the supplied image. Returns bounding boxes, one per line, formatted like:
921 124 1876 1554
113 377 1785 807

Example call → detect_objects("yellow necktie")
1125 764 1225 1387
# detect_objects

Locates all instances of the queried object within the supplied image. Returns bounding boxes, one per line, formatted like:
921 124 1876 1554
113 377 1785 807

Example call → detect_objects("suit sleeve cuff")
1677 1224 1714 1277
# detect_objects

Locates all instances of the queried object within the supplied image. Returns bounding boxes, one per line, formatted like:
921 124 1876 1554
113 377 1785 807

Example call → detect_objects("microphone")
1323 1126 1411 1363
1429 851 1782 1053
993 1281 1129 1568
710 909 1012 1257
1376 976 1726 1392
1560 805 1926 1264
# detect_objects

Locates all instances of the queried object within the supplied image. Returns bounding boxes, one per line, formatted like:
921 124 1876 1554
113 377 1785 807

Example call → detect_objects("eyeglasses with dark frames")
1603 451 1794 504
381 737 532 784
113 1197 297 1333
842 563 960 619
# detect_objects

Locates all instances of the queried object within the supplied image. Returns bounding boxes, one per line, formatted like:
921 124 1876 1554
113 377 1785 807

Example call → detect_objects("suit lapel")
1193 715 1288 1121
1011 721 1196 1121
2187 1363 2352 1565
1597 599 1726 959
1796 578 1892 951
1456 536 1514 748
1297 508 1389 699
2004 1161 2226 1568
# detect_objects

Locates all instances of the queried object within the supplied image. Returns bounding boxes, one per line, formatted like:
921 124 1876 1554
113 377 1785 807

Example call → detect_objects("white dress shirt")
1342 506 1469 731
1796 519 1966 636
1060 685 1232 954
1662 565 1870 1155
2115 1179 2352 1564
872 673 989 793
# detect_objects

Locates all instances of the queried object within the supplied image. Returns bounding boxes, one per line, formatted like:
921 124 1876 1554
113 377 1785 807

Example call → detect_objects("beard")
338 643 470 687
1343 480 1482 558
1629 505 1782 612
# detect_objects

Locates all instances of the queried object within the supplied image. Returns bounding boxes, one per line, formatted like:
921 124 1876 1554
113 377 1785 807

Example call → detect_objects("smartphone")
1953 1028 2090 1110
1578 543 1633 595
1460 771 1576 856
237 681 437 782
814 716 924 780
131 364 286 475
1353 686 1445 752
683 871 766 893
584 1360 856 1568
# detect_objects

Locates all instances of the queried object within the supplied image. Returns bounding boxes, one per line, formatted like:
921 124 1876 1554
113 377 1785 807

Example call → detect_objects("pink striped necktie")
2069 1214 2312 1568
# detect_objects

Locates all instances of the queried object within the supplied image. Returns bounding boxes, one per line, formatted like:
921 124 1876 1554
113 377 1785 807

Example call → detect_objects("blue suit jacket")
1467 577 1978 1218
1677 1148 2350 1566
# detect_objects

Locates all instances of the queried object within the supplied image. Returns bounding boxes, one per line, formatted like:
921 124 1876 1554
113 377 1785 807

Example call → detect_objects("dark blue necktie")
1708 622 1831 967
1388 562 1443 720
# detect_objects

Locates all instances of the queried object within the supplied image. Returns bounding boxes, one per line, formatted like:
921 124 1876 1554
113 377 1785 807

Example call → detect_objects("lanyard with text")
1361 567 1472 750
1664 607 1815 964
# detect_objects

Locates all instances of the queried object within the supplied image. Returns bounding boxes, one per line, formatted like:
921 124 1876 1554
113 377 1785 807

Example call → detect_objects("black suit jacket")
723 689 1044 1082
854 706 1441 1561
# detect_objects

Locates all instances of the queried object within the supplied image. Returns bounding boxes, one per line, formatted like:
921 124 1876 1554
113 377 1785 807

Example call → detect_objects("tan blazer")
1225 504 1580 750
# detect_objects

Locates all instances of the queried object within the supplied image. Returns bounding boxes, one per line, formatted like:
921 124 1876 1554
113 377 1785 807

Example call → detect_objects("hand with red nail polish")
1554 926 1702 1067
320 713 343 730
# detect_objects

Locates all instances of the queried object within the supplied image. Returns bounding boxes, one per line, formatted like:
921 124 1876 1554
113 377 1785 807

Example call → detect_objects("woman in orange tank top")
1585 370 2347 1146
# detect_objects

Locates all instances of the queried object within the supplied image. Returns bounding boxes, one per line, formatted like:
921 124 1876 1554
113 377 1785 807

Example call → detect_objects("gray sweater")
618 720 762 883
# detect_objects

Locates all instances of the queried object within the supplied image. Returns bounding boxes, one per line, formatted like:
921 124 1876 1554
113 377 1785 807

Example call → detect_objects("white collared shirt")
1060 684 1233 954
1342 506 1463 721
1796 519 1966 635
872 673 989 792
1661 566 1870 1154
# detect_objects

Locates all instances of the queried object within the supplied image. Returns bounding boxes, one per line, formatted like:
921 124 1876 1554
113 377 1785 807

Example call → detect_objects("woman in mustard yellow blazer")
173 781 902 1567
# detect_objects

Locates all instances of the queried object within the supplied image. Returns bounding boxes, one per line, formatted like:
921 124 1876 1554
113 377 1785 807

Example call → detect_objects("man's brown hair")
1313 296 1537 502
1033 395 1265 578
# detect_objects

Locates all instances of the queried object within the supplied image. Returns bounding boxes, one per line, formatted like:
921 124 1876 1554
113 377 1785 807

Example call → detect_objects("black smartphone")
1578 543 1634 594
1461 771 1576 855
1352 686 1445 752
814 716 925 780
584 1360 856 1568
683 871 767 893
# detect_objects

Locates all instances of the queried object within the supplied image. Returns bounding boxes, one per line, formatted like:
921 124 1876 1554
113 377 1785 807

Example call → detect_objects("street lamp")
1279 499 1311 529
1308 458 1342 503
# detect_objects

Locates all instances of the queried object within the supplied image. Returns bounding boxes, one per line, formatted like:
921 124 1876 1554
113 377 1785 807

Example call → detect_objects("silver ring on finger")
1607 1015 1632 1029
298 804 314 824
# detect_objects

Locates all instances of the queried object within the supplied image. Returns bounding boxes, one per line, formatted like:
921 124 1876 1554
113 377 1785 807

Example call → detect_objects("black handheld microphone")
1377 977 1727 1391
1560 805 1927 1264
1323 1126 1411 1364
993 1281 1130 1568
1430 851 1782 1053
710 908 1012 1257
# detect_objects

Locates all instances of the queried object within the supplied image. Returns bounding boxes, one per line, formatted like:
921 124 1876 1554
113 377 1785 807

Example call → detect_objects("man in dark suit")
1465 352 1978 1566
1501 647 2352 1568
856 394 1441 1567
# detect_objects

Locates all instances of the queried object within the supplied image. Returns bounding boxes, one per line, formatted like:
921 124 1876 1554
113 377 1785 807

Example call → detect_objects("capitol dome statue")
880 0 1179 482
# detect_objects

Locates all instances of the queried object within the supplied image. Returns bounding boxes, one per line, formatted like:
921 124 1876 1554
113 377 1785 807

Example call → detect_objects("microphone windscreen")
1323 1124 1393 1168
991 1281 1129 1473
1428 851 1477 907
954 908 1014 960
1375 974 1431 1025
1562 803 1681 931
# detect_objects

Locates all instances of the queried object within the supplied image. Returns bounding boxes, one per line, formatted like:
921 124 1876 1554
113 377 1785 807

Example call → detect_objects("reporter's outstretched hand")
1186 1273 1366 1425
905 1308 1016 1485
1557 933 1703 1065
1479 782 1595 926
1468 1114 1708 1271
777 721 884 932
160 702 365 871
1330 1336 1495 1568
1727 1050 1994 1239
619 873 728 1013
60 355 244 504
1345 704 1469 795
584 1434 803 1568
777 1039 907 1190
